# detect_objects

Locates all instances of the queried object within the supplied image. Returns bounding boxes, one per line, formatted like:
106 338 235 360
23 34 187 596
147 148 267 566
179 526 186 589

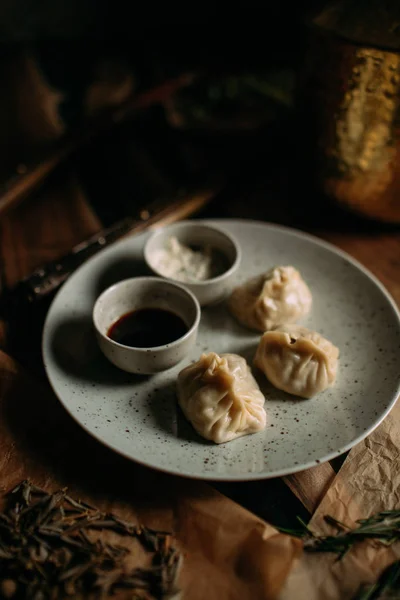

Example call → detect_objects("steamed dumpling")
254 325 339 398
228 266 312 332
177 352 266 444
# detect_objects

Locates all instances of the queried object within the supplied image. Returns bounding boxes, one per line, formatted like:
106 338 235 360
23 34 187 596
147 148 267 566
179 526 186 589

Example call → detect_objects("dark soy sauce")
107 308 188 348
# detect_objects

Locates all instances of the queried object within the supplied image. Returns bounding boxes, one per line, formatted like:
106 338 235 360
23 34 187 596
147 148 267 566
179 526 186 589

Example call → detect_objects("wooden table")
0 149 398 529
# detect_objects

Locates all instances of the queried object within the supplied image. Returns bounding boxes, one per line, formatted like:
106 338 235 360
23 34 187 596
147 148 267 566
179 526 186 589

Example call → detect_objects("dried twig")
0 480 181 599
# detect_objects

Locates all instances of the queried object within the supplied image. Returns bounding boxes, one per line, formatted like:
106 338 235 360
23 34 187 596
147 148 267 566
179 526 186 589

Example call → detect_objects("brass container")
296 5 400 223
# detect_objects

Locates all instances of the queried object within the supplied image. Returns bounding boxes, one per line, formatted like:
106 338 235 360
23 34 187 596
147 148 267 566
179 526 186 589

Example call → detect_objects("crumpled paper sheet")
280 395 400 600
0 348 301 599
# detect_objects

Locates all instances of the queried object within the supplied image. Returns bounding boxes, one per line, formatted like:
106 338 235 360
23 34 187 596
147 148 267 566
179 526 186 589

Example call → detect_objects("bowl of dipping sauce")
143 221 241 306
93 276 200 374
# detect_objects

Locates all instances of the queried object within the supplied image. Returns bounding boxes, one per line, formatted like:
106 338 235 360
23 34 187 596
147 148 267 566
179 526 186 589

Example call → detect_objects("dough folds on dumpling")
228 266 312 332
254 325 339 398
177 352 266 444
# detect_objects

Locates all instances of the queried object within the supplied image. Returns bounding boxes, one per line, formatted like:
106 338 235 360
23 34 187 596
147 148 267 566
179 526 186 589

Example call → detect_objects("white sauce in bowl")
152 236 216 282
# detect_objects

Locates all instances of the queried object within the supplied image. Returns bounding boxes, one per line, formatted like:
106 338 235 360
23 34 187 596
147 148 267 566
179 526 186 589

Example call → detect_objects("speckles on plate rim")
42 219 400 481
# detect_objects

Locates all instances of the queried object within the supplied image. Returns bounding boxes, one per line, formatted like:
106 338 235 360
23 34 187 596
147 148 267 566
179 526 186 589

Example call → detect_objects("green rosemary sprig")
277 516 313 539
279 512 400 599
305 511 400 559
279 509 400 560
353 560 400 600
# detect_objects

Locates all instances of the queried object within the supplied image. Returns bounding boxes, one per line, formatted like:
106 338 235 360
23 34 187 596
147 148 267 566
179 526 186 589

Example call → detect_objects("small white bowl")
93 276 200 375
143 221 241 306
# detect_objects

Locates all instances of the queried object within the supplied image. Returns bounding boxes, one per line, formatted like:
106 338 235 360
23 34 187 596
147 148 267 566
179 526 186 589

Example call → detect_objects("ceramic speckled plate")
42 220 400 481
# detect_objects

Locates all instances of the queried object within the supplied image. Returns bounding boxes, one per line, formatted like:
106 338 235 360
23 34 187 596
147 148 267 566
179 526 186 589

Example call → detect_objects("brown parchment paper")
280 395 400 600
0 348 301 600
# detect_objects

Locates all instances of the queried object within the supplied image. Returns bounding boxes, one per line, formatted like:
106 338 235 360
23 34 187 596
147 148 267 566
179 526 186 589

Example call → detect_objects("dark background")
0 1 334 227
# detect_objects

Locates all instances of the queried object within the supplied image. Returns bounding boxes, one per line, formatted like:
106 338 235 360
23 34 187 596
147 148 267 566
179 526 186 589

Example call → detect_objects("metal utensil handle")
2 185 219 310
